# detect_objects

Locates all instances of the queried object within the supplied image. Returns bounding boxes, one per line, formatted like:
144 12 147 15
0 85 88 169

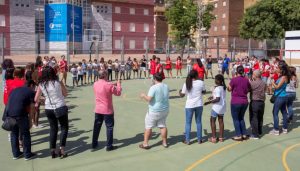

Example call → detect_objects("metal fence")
0 32 284 65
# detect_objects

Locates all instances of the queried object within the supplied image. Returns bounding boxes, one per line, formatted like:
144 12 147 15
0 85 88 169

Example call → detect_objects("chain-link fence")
0 32 285 65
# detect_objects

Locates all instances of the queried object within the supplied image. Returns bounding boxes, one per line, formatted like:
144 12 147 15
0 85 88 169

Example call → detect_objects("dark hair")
236 65 244 76
215 74 226 90
26 63 34 71
153 73 163 82
196 58 203 68
39 66 58 86
13 67 25 78
177 56 181 60
35 56 43 68
289 66 297 77
25 79 36 88
5 68 14 80
156 57 161 62
278 63 291 84
186 70 198 92
2 59 14 70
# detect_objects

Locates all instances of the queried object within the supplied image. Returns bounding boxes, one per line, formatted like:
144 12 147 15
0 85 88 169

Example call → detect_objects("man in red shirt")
155 57 165 80
59 55 68 86
3 67 26 105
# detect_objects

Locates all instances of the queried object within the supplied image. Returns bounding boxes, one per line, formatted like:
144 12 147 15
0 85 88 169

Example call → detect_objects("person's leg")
258 102 265 135
92 114 104 148
160 127 168 146
287 93 295 120
250 101 259 137
19 117 32 158
185 108 193 143
170 69 173 78
143 129 152 146
104 114 114 149
272 98 281 131
218 115 224 139
58 113 69 154
10 123 21 158
238 104 248 136
280 97 288 130
210 69 214 78
46 110 58 151
231 104 242 137
210 116 217 138
195 106 203 142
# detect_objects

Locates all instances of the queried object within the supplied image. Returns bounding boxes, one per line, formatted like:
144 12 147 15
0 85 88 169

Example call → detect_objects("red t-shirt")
253 62 260 71
176 60 182 69
165 60 172 69
193 64 206 80
3 78 26 105
150 61 157 75
155 64 165 80
261 63 270 77
59 60 68 72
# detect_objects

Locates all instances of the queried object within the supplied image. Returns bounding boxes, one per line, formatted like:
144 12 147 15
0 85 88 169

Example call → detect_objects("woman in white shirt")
179 70 206 144
204 74 226 143
286 67 298 122
35 66 69 159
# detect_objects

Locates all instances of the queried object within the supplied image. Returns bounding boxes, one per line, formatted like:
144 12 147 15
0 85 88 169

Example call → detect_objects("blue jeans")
231 104 248 137
273 96 288 130
10 116 32 158
92 113 114 148
185 106 203 142
287 92 296 120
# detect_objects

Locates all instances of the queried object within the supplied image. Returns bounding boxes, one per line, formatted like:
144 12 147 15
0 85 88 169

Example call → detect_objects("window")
223 1 226 6
129 40 135 49
214 3 218 8
143 39 148 49
214 26 217 32
0 0 5 5
115 40 121 49
130 8 135 15
115 22 121 31
222 13 226 18
213 38 217 44
144 23 149 32
144 9 149 15
115 6 121 14
0 15 5 27
222 25 226 31
129 23 135 32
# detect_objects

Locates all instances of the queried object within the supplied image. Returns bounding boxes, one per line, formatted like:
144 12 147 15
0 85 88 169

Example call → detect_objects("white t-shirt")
201 58 206 65
218 60 223 68
77 66 83 75
70 67 78 77
181 80 206 108
39 81 66 110
212 86 226 114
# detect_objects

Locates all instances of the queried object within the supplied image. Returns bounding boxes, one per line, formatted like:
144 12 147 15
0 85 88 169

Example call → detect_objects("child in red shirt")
176 56 183 78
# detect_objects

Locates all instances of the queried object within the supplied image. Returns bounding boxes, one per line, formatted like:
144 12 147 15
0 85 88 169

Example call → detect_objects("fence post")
166 38 170 57
217 37 220 59
67 35 71 65
248 39 252 57
95 40 99 61
145 37 149 62
233 37 236 61
263 39 267 58
1 33 4 63
187 38 190 58
121 36 124 62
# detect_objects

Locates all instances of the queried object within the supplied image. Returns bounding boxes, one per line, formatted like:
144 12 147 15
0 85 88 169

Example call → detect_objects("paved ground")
0 72 300 171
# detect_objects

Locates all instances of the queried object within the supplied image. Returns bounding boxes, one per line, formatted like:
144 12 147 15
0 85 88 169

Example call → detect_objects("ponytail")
215 74 226 90
186 70 198 92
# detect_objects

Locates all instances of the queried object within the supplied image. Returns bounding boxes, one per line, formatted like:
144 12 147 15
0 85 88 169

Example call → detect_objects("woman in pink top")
92 70 122 152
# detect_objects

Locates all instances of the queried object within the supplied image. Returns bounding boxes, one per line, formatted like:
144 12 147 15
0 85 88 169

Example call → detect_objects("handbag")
270 88 284 104
2 117 17 131
44 84 68 118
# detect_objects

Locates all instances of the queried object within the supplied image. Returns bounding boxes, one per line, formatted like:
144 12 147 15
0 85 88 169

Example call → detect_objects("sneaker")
250 135 259 140
24 153 37 161
269 129 280 136
13 153 23 160
282 129 288 134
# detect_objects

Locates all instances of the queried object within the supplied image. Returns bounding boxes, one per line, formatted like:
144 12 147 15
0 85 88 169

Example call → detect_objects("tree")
239 0 300 40
165 0 215 57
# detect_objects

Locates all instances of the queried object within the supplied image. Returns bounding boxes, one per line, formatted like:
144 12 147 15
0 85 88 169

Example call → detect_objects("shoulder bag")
270 88 284 104
44 84 68 118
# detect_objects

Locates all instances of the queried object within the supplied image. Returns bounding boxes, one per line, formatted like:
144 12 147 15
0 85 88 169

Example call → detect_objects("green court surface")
0 73 300 171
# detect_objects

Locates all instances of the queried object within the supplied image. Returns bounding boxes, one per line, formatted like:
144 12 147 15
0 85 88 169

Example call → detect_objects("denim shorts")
211 110 224 118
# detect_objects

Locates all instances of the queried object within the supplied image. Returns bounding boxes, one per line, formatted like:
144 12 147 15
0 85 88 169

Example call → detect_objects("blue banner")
45 3 82 42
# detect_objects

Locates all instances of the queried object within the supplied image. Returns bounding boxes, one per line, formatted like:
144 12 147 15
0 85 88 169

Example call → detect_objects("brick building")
90 0 154 54
154 0 168 50
0 0 10 56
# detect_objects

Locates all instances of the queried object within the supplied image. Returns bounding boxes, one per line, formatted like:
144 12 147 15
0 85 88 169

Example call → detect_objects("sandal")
231 136 243 141
182 140 191 145
139 144 150 150
218 137 225 142
162 143 168 148
208 137 217 143
242 135 250 141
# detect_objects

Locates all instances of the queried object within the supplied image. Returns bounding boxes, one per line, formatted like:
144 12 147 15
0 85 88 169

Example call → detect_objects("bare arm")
227 85 232 92
272 76 287 89
34 87 42 106
179 90 185 97
60 82 68 97
140 93 152 102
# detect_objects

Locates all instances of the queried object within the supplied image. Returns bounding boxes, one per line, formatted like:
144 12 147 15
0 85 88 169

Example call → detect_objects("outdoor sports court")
0 73 299 171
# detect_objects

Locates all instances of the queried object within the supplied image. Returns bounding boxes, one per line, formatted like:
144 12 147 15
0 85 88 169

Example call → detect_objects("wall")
0 0 10 56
